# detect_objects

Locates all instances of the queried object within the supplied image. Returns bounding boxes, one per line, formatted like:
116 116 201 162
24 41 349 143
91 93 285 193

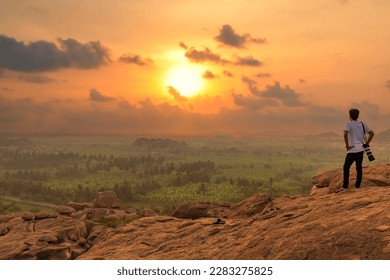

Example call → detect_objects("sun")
165 66 203 97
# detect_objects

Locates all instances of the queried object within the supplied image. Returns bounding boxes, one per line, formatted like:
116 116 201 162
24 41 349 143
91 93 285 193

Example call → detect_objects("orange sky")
1 0 390 137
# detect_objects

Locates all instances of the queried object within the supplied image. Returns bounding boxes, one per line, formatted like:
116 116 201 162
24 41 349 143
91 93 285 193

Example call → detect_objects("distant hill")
376 128 390 142
132 137 188 150
316 131 339 138
305 131 340 140
0 137 38 153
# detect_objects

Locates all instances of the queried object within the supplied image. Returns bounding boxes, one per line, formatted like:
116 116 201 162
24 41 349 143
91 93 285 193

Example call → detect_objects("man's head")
349 108 359 120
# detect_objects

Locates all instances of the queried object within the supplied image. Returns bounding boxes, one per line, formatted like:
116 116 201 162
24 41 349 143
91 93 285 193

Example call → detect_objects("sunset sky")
1 0 390 137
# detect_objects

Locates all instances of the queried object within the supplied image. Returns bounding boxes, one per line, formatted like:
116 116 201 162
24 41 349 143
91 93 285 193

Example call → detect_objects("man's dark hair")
349 108 359 120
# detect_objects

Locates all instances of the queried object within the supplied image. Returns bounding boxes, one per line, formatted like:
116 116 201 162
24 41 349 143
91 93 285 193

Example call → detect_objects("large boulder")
229 193 272 218
311 168 339 188
311 162 390 194
0 213 98 260
171 202 218 219
93 191 122 208
79 186 390 260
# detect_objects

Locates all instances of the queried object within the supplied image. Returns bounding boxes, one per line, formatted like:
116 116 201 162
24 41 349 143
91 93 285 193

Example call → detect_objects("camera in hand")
363 143 375 161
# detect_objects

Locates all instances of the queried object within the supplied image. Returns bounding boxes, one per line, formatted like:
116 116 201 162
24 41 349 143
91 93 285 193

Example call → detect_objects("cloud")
0 35 110 72
179 42 189 50
119 54 153 66
241 76 262 97
167 86 187 102
89 89 115 102
232 93 278 110
241 77 305 107
202 70 219 79
215 24 266 48
350 100 382 120
0 94 388 138
179 42 262 67
18 74 57 84
0 96 55 132
223 70 234 77
299 79 306 83
337 0 348 4
235 55 262 67
179 43 230 64
256 72 272 78
385 80 390 90
261 82 305 107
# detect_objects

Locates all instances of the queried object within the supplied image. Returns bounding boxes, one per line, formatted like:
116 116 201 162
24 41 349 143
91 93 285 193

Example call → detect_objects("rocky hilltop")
1 162 390 260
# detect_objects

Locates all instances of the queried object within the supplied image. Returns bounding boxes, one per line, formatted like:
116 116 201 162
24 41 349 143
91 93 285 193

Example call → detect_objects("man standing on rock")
343 108 375 190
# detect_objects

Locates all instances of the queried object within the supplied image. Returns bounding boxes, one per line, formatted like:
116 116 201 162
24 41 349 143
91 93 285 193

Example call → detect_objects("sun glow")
165 66 204 97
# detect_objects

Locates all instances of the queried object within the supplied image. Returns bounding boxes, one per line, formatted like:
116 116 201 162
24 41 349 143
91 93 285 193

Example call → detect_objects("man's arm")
344 130 354 150
366 130 375 145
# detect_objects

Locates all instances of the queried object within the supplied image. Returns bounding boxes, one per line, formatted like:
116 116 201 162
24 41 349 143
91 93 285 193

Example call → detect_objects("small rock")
172 202 216 219
21 212 35 221
67 202 87 211
35 212 51 219
125 208 137 214
140 209 157 217
38 234 58 243
78 238 87 247
0 226 9 236
56 205 76 215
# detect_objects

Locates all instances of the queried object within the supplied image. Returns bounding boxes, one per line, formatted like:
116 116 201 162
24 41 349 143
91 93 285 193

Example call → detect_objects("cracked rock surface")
2 164 390 260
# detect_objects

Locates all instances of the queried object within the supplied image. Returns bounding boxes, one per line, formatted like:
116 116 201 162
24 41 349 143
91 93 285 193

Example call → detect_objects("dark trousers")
343 151 364 188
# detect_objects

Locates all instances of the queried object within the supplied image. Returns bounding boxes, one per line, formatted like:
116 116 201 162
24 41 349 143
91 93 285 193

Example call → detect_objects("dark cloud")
261 82 305 107
299 79 306 83
119 54 153 66
337 0 348 4
223 70 234 77
179 42 189 50
385 80 390 90
0 68 5 78
202 70 219 79
167 86 187 103
235 55 262 67
215 24 266 48
18 74 57 84
241 77 305 107
1 87 12 92
241 76 262 97
179 42 262 67
89 89 115 102
256 72 272 78
179 43 230 64
0 35 110 72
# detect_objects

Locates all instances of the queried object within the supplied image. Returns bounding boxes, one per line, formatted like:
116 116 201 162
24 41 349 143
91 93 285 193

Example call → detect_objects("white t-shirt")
344 120 371 153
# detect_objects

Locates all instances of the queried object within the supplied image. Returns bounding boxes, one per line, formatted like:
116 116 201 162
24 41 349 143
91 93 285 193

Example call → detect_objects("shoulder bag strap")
361 122 366 143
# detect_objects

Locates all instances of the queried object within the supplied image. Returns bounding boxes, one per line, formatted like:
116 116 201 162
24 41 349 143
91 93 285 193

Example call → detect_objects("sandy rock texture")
2 164 390 260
